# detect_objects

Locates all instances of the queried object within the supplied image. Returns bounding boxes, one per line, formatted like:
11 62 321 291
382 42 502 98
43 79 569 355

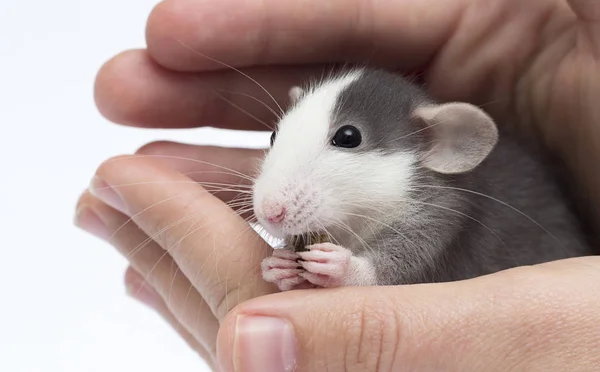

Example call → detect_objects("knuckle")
145 211 176 249
144 200 199 253
213 284 245 321
340 294 401 372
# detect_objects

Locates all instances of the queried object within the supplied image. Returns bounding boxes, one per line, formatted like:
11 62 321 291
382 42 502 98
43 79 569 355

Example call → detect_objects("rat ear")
413 102 498 174
288 86 304 104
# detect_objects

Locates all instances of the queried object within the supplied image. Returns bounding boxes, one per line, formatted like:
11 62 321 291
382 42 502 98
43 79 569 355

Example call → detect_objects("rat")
251 67 594 291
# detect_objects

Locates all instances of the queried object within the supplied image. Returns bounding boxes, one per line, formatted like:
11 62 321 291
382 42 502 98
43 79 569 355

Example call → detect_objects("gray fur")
327 68 594 285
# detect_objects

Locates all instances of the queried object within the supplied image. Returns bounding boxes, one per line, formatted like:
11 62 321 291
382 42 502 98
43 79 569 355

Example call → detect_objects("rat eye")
332 125 362 148
270 131 277 146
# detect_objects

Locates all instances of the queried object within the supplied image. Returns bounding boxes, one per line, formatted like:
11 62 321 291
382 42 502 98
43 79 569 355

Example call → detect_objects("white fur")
345 255 379 286
253 68 418 245
262 243 378 290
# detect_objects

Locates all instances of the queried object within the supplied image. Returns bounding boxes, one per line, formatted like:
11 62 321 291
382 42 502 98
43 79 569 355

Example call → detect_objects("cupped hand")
95 0 600 223
74 153 600 371
77 0 600 370
75 145 276 370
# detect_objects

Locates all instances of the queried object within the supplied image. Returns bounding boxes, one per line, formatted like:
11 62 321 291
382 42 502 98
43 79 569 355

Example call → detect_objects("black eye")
332 125 362 148
270 131 277 146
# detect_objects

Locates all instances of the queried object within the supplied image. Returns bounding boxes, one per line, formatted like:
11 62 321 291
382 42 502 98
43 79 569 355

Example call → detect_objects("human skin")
75 0 600 370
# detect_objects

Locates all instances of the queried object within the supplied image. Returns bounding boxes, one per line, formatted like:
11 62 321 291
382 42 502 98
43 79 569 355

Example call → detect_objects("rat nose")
263 202 286 224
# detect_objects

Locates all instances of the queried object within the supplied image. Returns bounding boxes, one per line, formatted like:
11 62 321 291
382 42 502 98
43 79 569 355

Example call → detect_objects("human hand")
75 148 278 370
79 0 600 370
95 0 600 225
75 156 600 371
216 256 600 371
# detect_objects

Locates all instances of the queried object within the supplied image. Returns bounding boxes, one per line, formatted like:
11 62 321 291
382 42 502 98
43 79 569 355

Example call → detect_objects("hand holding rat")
78 0 600 370
76 158 600 371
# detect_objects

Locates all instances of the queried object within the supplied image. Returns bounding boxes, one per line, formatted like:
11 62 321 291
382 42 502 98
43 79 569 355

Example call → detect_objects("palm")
84 0 600 367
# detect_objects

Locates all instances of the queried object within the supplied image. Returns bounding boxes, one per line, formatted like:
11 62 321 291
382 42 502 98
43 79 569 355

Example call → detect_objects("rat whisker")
127 209 210 261
175 38 285 116
219 89 282 121
164 215 201 309
328 212 431 273
414 184 566 249
105 154 257 183
182 170 257 184
104 188 214 249
91 180 254 222
329 219 374 255
337 211 412 247
129 218 221 316
341 194 505 260
224 189 254 201
380 115 453 147
223 197 253 206
170 224 217 325
90 180 253 192
179 216 263 318
218 219 266 314
364 197 510 251
207 87 275 131
143 204 264 318
334 210 389 256
391 119 447 142
114 187 254 261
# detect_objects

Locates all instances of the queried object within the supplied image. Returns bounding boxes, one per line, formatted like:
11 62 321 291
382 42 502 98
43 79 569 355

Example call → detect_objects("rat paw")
297 243 352 287
261 249 308 291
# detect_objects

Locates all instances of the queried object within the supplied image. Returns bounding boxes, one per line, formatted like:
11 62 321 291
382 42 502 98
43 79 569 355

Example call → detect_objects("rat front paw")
261 249 311 291
297 243 352 288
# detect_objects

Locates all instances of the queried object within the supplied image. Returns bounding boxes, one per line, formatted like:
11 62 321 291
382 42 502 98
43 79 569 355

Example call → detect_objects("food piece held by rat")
253 67 594 291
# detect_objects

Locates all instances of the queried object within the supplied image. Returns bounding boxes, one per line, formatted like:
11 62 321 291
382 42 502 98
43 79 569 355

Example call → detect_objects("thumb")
216 257 600 372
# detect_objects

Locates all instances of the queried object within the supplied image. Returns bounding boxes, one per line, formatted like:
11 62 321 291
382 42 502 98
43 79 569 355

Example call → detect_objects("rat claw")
272 248 300 260
261 256 301 271
300 261 348 277
298 243 352 285
261 249 306 288
276 276 308 291
262 268 303 283
304 242 341 252
299 272 339 287
297 250 333 263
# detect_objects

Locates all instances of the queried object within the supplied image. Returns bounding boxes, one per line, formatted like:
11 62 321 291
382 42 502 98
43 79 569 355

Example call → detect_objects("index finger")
91 154 278 320
146 0 464 72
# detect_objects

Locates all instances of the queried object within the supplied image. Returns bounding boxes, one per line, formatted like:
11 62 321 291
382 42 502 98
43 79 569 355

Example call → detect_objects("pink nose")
265 205 286 224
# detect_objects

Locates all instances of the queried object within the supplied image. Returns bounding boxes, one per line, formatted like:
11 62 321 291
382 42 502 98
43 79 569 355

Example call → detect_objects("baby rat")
251 67 593 291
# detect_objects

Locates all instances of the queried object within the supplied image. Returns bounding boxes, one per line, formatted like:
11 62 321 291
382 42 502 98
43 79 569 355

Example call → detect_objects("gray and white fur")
253 67 594 290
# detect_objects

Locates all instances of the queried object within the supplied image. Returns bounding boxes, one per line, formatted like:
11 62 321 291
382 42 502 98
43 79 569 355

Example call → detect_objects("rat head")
252 68 498 239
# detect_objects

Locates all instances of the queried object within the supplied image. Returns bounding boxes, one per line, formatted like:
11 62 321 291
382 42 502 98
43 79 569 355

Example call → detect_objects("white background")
0 1 268 371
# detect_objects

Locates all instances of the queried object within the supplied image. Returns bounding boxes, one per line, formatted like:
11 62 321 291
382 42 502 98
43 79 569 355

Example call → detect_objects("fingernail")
74 206 111 241
89 175 126 213
126 278 161 308
233 315 297 372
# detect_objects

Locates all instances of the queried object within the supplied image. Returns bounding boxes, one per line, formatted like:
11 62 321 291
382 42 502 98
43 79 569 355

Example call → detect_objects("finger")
94 49 319 129
90 155 278 320
146 0 464 72
124 266 218 370
217 258 600 372
135 141 262 216
75 190 220 355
